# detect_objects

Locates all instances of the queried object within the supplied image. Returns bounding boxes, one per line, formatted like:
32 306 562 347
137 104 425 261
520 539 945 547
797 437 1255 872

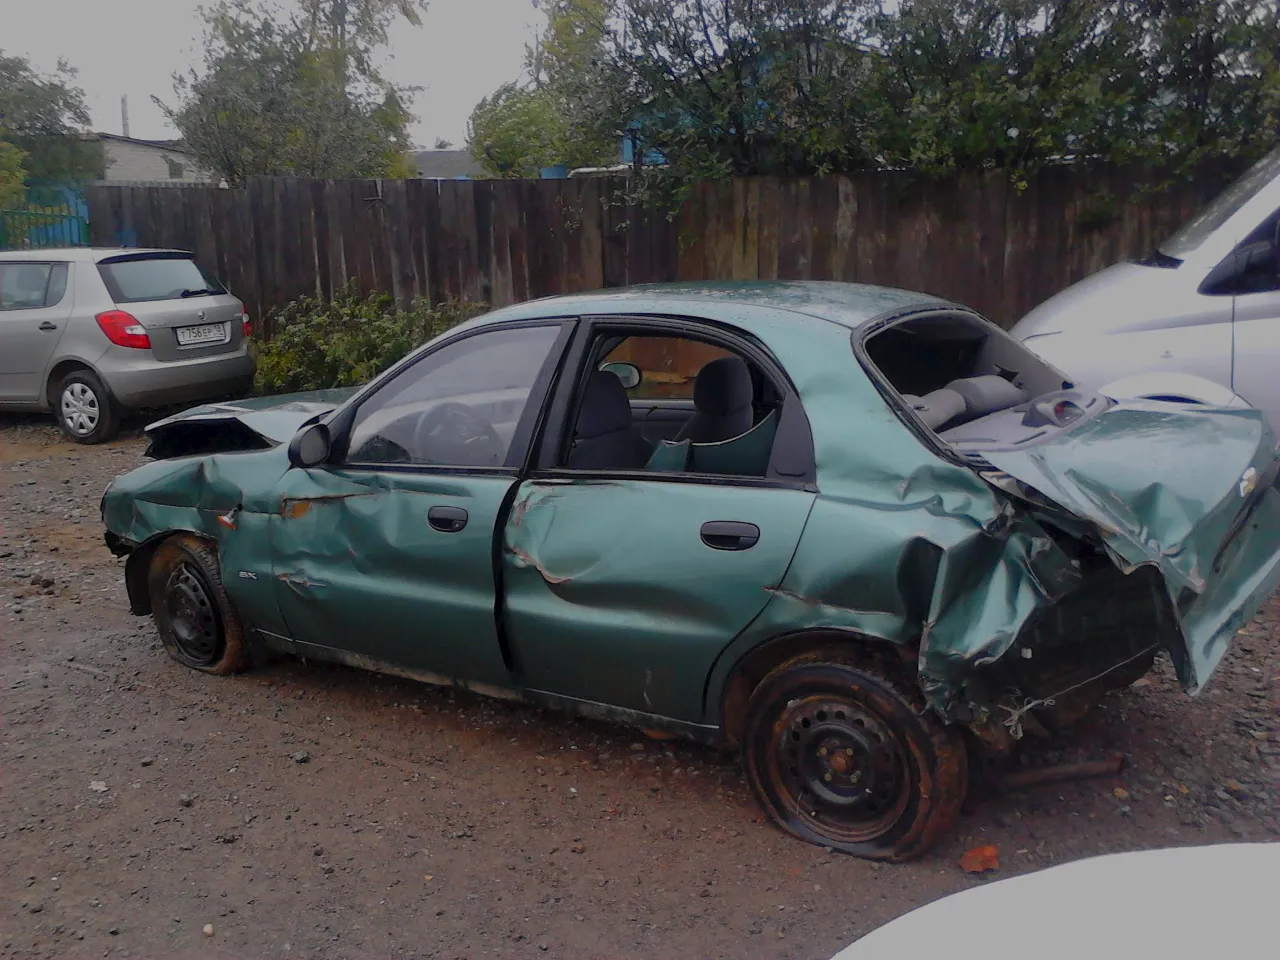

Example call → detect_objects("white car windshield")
1160 145 1280 258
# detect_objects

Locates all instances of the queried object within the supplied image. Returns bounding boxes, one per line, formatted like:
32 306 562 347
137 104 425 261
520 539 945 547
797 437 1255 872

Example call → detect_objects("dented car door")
268 322 571 685
502 479 816 722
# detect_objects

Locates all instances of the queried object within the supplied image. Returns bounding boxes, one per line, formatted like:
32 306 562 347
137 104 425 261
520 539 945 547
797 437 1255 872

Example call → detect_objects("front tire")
742 650 967 861
146 535 249 675
55 369 120 444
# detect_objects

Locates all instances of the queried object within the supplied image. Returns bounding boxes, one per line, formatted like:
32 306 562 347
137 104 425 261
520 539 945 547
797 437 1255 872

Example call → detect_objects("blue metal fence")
0 183 90 250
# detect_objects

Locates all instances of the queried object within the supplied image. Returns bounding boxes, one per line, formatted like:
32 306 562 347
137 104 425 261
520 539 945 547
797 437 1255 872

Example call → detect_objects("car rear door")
95 251 246 363
0 260 73 403
499 317 817 725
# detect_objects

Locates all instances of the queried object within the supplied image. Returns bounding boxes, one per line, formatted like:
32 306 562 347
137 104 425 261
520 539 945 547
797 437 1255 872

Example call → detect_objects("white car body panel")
1011 146 1280 430
832 843 1279 960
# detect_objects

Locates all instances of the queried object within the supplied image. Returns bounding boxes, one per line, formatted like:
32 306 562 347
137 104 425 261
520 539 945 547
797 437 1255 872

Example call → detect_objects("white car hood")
832 843 1279 960
1013 261 1207 339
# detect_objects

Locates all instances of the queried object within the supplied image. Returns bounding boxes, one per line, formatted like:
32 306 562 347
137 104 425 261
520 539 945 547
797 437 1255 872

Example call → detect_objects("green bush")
253 290 487 395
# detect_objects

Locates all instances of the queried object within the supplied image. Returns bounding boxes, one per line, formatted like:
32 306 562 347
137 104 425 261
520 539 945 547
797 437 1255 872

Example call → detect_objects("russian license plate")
175 322 227 346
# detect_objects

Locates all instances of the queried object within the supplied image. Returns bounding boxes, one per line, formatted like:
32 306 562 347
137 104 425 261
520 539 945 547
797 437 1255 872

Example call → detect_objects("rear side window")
97 255 226 304
0 262 69 310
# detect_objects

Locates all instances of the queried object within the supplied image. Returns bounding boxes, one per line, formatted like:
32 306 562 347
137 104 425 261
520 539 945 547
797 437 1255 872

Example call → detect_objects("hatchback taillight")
95 310 151 349
241 310 252 339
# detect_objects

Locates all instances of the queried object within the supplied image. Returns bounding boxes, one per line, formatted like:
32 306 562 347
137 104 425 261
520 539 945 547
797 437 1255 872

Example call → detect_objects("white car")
833 843 1278 959
1012 146 1280 428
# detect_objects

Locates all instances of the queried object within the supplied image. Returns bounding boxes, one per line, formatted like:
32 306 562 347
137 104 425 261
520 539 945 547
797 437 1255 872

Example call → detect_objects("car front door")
269 320 571 686
500 318 818 725
0 261 72 403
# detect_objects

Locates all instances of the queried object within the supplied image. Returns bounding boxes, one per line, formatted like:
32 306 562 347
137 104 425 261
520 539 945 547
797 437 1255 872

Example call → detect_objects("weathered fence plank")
84 162 1246 335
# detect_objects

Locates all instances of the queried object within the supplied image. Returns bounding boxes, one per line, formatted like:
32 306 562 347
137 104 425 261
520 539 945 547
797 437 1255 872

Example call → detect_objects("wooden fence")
85 162 1243 336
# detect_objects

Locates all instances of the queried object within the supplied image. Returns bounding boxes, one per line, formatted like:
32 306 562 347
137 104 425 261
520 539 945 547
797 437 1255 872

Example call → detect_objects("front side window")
98 255 225 303
345 324 561 468
0 262 68 310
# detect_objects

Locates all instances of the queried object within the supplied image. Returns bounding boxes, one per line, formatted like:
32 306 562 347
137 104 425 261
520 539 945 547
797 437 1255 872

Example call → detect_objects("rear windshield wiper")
179 287 221 298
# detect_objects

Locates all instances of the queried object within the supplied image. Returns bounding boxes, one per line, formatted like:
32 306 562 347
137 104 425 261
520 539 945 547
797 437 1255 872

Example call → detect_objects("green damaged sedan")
101 282 1280 860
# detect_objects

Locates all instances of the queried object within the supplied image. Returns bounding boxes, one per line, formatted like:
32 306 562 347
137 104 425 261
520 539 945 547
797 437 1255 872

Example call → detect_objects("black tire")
146 535 250 676
54 368 120 444
742 649 968 862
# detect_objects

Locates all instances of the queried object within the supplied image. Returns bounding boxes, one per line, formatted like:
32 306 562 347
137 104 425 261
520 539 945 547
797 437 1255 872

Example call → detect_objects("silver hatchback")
0 248 255 443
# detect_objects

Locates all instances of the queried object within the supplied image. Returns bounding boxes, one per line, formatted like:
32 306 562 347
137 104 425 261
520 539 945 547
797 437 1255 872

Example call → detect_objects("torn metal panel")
983 400 1280 691
143 389 355 458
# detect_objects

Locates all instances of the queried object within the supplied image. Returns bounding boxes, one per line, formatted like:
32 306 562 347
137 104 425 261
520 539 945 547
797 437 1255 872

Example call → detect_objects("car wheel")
146 534 249 675
741 650 968 861
55 369 120 444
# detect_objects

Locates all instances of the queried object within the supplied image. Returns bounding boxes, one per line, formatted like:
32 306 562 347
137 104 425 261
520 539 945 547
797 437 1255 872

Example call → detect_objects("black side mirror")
288 423 331 468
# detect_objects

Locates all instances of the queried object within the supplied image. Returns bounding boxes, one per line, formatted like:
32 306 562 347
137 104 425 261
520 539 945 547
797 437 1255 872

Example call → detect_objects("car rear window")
97 255 226 304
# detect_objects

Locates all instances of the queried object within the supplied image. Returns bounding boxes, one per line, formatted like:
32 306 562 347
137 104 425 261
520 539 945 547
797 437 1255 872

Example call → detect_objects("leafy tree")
0 52 101 183
158 0 422 184
574 0 1280 189
468 0 616 177
0 140 26 206
297 0 428 83
468 83 565 177
590 0 883 182
432 137 453 149
871 0 1280 181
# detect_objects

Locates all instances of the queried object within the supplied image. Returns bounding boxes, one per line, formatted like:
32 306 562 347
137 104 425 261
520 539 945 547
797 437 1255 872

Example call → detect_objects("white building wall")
101 141 214 183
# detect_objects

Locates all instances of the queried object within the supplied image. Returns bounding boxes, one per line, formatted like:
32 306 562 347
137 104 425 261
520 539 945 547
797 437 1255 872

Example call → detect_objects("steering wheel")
411 401 503 465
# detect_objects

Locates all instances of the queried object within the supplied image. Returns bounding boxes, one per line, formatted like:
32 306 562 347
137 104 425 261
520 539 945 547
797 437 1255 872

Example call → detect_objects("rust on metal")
280 493 375 519
506 546 572 585
996 754 1126 793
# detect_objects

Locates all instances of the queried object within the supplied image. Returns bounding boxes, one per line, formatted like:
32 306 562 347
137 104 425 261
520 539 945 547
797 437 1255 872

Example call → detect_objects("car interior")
564 334 783 477
862 312 1107 454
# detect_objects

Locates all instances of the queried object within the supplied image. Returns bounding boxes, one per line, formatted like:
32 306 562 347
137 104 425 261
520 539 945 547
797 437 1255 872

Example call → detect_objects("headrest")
693 357 753 417
946 375 1030 416
902 389 965 429
575 370 634 440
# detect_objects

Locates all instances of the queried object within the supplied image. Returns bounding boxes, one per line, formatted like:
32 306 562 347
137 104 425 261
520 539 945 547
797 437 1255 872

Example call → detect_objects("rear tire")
147 535 249 676
741 649 968 861
54 369 120 444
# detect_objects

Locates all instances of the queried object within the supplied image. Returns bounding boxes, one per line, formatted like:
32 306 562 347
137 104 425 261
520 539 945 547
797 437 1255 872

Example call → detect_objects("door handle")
428 505 469 533
39 322 58 331
700 521 760 551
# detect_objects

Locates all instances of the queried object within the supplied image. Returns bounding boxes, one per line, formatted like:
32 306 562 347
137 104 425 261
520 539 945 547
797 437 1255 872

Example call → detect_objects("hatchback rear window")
98 255 226 303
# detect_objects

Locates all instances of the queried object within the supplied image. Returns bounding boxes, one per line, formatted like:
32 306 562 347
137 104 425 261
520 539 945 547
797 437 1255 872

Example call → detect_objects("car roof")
478 281 954 331
0 247 193 264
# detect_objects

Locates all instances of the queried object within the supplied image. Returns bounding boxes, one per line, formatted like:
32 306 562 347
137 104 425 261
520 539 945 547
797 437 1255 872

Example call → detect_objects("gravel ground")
2 412 1278 960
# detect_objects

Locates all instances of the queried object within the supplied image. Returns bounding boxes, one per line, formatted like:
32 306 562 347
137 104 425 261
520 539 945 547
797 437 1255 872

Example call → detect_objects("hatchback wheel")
146 535 249 675
742 650 968 861
55 369 119 444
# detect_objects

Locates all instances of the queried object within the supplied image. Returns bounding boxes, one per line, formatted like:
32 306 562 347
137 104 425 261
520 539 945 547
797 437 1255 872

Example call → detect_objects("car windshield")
1160 145 1280 257
98 255 226 303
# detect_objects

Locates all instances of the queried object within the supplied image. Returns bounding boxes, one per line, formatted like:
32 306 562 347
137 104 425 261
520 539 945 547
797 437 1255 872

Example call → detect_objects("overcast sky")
3 0 542 148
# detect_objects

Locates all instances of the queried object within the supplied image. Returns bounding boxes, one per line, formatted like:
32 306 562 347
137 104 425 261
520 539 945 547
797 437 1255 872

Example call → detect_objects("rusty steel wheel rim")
768 694 911 844
164 563 221 667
